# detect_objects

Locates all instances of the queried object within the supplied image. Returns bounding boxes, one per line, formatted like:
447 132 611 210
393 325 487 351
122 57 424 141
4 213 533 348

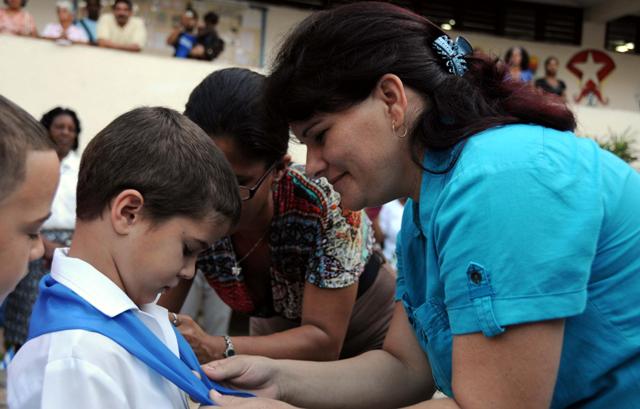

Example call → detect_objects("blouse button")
470 271 482 284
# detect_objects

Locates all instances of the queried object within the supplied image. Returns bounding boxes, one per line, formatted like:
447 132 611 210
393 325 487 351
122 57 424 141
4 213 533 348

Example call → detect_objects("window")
606 16 639 55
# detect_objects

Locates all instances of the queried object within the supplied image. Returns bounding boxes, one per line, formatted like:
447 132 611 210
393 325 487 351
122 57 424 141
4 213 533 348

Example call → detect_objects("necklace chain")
232 230 268 276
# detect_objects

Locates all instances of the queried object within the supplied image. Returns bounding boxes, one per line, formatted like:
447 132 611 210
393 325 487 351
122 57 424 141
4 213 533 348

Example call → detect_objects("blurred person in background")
376 198 406 269
190 11 224 62
3 107 80 353
76 0 101 45
505 46 533 83
535 56 567 100
96 0 146 52
0 0 36 37
42 1 88 44
167 7 198 59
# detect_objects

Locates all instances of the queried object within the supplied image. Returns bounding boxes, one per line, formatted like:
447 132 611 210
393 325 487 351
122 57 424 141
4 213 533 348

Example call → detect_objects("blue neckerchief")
28 275 253 405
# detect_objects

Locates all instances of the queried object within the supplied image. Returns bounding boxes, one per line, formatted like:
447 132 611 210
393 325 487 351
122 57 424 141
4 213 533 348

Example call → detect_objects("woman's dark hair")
265 2 575 168
505 46 530 71
185 68 289 168
40 107 81 151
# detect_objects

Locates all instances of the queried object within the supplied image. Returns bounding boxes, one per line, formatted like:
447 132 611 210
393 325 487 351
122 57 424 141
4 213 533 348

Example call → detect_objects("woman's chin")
336 189 367 211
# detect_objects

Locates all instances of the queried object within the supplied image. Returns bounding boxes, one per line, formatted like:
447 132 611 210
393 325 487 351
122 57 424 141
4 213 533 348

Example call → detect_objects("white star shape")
573 51 606 87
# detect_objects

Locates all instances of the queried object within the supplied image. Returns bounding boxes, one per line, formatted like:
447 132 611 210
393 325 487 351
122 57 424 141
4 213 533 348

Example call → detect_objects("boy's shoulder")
7 329 184 408
11 329 133 375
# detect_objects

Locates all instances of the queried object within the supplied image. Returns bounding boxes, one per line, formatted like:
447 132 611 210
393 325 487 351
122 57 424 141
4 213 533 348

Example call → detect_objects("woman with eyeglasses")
159 68 396 363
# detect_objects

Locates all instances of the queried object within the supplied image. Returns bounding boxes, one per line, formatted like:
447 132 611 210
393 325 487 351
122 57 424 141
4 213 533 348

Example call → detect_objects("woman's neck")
234 193 274 240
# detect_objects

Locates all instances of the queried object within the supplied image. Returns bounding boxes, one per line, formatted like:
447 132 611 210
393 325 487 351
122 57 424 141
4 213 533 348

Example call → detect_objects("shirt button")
470 271 482 284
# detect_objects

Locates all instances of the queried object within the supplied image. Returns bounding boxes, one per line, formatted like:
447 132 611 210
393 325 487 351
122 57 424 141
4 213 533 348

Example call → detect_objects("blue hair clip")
432 35 473 77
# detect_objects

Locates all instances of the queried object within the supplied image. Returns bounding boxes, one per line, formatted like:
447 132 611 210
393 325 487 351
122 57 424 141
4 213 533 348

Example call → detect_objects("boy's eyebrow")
30 212 52 225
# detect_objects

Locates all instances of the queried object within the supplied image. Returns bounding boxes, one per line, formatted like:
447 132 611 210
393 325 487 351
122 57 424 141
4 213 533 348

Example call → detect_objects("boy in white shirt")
8 107 250 408
0 95 59 302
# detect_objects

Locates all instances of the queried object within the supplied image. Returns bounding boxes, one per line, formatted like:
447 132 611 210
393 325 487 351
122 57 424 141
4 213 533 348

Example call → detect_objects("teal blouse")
396 124 640 407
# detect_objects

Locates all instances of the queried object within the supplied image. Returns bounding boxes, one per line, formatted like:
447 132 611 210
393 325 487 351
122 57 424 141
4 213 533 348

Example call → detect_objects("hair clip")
432 35 473 77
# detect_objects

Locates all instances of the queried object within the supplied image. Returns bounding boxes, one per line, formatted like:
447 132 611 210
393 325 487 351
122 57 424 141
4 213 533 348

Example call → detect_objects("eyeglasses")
238 161 278 201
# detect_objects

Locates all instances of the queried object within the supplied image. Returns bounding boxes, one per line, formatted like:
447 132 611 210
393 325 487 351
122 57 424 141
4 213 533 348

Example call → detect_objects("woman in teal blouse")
202 3 640 408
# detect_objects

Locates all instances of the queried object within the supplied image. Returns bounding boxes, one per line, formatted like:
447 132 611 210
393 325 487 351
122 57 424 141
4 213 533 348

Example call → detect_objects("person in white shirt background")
41 1 88 44
376 198 406 269
3 107 80 353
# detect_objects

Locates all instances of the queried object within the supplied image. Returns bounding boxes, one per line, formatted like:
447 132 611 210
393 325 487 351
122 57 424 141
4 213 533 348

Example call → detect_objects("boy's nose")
178 262 197 281
30 235 45 261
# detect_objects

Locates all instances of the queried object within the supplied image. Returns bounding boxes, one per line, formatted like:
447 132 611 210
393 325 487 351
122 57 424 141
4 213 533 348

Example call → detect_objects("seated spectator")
190 11 224 61
42 1 88 44
535 56 567 100
0 0 36 37
166 8 198 59
96 0 146 52
505 46 533 83
76 0 100 44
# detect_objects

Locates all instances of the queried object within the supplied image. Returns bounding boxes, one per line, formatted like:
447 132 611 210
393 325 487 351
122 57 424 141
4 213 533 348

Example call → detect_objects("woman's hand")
202 356 281 400
172 313 225 362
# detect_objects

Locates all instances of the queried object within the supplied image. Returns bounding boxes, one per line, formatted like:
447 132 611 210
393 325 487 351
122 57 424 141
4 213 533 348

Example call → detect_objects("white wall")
262 4 310 67
0 34 310 162
0 36 228 151
450 29 640 113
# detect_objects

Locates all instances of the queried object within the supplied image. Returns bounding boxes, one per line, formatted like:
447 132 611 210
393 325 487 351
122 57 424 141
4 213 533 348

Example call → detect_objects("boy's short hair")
76 107 240 225
0 95 54 202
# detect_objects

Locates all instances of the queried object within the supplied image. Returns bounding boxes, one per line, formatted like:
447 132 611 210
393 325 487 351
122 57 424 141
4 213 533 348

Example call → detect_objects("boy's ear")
273 154 292 182
110 189 145 235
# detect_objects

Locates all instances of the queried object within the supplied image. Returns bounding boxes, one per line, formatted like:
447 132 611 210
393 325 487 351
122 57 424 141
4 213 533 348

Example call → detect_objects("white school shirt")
42 152 79 230
7 249 190 409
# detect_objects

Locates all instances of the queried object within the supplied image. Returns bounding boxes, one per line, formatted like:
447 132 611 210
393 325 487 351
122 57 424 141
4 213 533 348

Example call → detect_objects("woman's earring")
392 120 408 138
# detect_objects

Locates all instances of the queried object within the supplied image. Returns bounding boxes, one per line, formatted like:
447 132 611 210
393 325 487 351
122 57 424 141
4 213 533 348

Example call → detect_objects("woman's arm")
447 320 564 409
205 314 564 409
205 303 435 408
176 282 358 362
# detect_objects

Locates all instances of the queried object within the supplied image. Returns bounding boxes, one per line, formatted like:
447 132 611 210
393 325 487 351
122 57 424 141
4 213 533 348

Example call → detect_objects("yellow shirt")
96 13 146 49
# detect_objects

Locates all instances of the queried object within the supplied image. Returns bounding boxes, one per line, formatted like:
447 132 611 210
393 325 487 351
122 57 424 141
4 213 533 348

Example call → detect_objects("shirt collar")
51 248 138 318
